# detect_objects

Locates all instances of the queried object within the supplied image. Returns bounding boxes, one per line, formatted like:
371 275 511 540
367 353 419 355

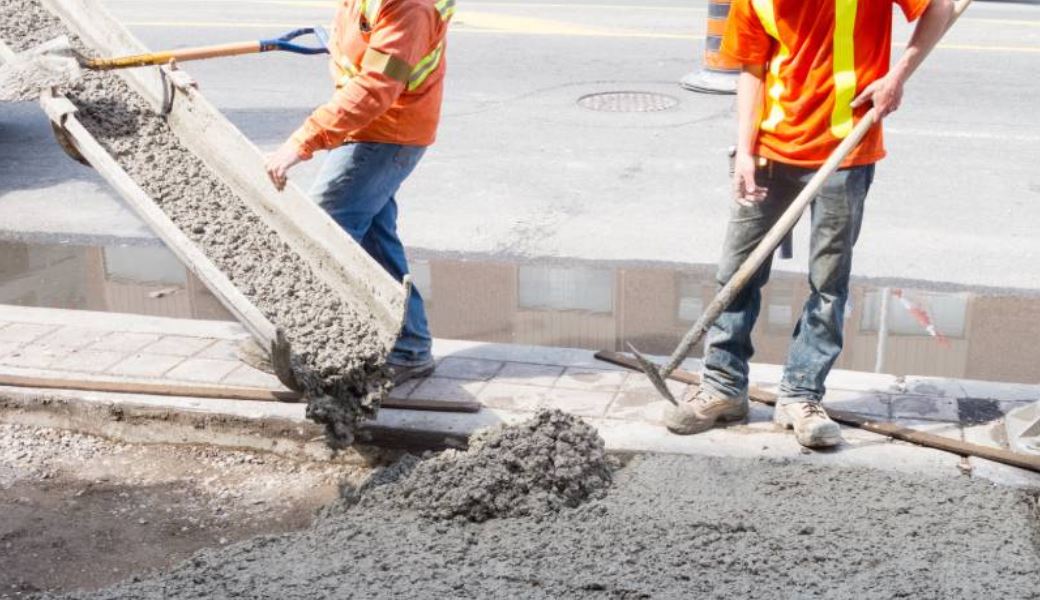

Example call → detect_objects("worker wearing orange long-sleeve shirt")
265 0 454 383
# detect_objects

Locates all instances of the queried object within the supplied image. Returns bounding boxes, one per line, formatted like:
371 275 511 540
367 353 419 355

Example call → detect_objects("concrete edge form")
0 304 249 339
4 384 1038 490
1006 401 1040 456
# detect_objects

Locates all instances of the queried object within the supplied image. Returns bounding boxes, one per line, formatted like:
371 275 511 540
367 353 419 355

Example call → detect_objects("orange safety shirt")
291 0 453 159
721 0 930 168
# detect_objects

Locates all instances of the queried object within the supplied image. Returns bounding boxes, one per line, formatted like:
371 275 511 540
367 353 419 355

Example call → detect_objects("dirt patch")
348 409 617 521
51 451 1040 599
0 423 368 597
0 0 391 445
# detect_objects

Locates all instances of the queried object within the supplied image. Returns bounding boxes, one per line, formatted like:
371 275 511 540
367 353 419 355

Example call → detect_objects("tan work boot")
774 401 842 448
665 386 748 435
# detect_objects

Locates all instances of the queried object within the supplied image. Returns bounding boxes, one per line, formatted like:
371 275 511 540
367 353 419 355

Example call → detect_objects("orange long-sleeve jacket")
291 0 453 159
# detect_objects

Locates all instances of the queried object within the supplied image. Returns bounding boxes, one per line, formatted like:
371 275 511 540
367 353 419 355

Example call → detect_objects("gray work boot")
774 401 842 448
386 358 435 386
665 386 748 435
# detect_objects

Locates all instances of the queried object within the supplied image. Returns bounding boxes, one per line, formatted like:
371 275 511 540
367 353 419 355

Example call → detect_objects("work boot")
774 401 842 448
664 386 748 435
386 358 435 386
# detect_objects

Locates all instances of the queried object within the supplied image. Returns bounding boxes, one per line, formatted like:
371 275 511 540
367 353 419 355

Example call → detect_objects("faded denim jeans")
309 142 432 366
701 161 875 404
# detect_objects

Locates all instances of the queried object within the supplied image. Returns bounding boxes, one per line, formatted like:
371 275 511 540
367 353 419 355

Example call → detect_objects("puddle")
2 238 1039 385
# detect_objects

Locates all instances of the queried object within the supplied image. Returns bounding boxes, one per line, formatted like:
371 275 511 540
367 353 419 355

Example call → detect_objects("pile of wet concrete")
345 409 618 522
0 0 391 444
45 411 1039 599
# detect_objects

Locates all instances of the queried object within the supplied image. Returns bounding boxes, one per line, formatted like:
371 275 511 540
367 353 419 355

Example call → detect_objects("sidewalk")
1 305 1038 489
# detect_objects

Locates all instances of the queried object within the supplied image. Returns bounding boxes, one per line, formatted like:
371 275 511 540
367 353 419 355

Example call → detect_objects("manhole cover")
577 91 679 113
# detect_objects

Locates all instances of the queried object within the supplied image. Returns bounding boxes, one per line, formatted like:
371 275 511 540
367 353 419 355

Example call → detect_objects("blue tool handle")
259 26 330 55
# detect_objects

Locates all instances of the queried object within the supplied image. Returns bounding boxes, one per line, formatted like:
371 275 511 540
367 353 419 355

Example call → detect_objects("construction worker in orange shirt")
665 0 954 447
265 0 454 384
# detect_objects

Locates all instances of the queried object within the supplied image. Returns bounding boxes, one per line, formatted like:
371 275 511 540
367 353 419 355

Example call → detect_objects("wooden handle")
88 41 261 70
658 0 973 378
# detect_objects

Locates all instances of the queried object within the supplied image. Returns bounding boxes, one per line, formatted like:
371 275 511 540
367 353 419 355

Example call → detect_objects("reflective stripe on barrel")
703 0 740 73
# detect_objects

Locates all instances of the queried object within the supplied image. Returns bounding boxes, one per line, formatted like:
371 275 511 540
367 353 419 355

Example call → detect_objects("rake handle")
658 0 971 380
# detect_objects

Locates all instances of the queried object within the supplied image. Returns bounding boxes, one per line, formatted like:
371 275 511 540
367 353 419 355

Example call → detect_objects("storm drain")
577 91 680 113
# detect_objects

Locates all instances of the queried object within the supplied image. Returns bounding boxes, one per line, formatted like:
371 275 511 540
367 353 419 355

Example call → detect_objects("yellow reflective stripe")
435 0 456 20
830 0 858 138
407 42 444 90
359 0 382 23
751 0 790 133
336 55 358 86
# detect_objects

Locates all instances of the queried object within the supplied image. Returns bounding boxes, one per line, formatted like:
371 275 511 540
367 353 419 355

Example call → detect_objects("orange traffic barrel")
679 0 739 94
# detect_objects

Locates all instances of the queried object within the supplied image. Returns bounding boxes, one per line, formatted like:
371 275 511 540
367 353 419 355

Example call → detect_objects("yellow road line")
110 0 1040 25
111 0 705 10
111 0 1040 23
120 18 1040 52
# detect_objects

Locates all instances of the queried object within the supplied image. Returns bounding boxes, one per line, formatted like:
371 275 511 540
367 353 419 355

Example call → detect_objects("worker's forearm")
891 0 954 84
735 67 765 156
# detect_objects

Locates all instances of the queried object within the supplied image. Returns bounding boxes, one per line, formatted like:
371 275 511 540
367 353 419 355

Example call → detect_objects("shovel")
628 0 973 405
74 26 330 70
13 27 330 81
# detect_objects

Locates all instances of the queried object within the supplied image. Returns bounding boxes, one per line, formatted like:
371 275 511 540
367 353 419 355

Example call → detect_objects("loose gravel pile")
347 409 618 521
0 0 392 444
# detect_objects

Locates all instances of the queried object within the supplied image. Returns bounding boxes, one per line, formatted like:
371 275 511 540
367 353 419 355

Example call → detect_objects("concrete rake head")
0 36 83 102
625 342 678 406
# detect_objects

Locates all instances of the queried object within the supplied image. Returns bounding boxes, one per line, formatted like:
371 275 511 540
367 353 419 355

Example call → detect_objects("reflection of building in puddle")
0 241 229 320
414 258 1040 383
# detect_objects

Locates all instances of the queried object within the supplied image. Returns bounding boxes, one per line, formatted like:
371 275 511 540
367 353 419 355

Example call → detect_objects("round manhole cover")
577 91 680 113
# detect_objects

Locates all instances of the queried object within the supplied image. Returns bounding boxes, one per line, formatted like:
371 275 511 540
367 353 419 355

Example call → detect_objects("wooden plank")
0 372 480 413
594 350 1040 474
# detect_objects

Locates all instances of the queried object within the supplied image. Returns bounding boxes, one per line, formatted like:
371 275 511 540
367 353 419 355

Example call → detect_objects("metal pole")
874 287 890 373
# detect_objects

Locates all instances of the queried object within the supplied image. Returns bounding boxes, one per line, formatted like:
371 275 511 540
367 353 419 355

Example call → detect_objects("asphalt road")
1 0 1039 289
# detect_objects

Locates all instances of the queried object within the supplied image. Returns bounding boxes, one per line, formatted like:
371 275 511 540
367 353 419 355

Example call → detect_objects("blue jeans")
701 161 875 404
310 142 432 366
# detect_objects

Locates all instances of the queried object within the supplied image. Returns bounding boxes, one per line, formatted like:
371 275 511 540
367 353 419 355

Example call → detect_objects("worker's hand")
265 140 304 192
733 152 767 207
851 73 904 119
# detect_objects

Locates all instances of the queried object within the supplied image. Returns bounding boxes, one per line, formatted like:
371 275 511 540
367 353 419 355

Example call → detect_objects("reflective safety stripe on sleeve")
830 0 858 138
751 0 790 133
359 0 383 24
435 0 456 20
407 41 444 91
335 0 454 91
336 55 358 87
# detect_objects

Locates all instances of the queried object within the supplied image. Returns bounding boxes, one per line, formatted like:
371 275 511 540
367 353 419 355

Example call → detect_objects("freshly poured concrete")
348 409 617 522
0 0 391 444
57 452 1040 599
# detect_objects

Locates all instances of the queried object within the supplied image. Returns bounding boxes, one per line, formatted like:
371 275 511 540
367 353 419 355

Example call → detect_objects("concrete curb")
4 383 1038 490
